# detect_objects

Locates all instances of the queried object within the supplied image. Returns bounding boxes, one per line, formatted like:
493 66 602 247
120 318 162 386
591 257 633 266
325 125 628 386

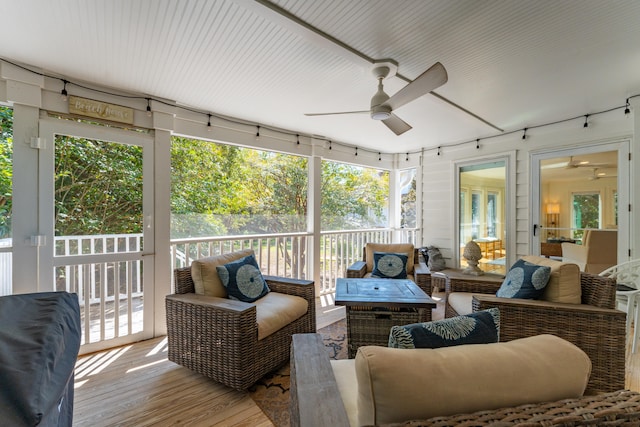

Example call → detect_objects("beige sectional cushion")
331 360 358 427
190 249 255 297
354 334 591 426
522 255 581 304
254 292 308 340
447 292 474 315
365 243 415 274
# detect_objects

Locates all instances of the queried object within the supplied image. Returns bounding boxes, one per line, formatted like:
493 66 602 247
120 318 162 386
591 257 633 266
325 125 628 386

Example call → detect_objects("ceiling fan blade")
304 110 369 116
382 113 412 135
385 62 448 110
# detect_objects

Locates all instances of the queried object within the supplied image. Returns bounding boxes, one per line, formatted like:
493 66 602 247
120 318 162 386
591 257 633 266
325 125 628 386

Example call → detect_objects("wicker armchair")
440 271 625 393
346 244 432 295
166 267 316 390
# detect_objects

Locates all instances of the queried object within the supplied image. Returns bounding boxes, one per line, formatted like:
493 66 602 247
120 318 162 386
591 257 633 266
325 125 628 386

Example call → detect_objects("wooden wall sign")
68 95 134 124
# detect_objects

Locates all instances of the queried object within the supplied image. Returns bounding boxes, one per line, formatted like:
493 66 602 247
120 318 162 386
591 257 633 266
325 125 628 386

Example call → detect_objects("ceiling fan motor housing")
371 103 391 120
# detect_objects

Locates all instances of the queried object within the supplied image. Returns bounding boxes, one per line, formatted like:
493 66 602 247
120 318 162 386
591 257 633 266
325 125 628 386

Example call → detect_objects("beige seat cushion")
331 359 358 427
254 292 308 340
447 292 474 315
365 243 415 274
354 334 591 426
522 255 581 304
190 249 255 297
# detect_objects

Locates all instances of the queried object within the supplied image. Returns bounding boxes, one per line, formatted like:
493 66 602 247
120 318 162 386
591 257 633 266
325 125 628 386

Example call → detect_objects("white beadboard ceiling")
1 0 640 153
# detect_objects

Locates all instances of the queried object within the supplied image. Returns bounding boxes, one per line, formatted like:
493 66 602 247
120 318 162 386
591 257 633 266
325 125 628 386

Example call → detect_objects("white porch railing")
170 228 417 295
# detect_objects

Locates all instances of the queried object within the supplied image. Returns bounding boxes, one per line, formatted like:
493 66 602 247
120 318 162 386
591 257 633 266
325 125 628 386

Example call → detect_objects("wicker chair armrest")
346 261 367 278
166 293 255 315
263 276 314 300
290 333 349 427
445 277 503 295
413 262 432 296
472 294 626 393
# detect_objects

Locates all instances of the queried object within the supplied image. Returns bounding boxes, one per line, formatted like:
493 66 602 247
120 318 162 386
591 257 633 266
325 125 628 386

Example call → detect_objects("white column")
389 169 400 242
308 153 322 296
630 98 640 258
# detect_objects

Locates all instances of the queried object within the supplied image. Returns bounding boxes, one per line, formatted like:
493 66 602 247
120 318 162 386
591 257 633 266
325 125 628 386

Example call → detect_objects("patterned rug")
248 319 347 426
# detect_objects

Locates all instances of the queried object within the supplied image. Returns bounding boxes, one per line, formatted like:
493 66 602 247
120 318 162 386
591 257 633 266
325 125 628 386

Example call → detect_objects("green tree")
55 136 143 235
0 107 13 238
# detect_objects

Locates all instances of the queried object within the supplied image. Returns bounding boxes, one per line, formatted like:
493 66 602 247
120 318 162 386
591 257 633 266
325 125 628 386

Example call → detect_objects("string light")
378 152 381 161
476 139 480 149
406 152 409 161
207 114 212 131
296 134 300 145
256 125 260 139
355 147 358 156
5 60 639 160
61 80 68 102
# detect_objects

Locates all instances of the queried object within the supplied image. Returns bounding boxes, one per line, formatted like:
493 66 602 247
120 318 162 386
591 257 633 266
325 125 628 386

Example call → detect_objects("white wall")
419 109 635 266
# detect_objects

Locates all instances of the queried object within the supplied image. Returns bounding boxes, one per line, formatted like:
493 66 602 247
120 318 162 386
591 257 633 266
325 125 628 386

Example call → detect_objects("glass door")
457 158 510 275
39 118 154 354
532 141 629 264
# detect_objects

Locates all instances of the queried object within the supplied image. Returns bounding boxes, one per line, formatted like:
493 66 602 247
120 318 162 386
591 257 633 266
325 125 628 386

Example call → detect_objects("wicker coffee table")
335 278 436 358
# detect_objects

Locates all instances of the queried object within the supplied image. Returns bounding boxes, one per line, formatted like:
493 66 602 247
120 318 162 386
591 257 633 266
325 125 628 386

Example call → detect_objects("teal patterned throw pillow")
216 254 269 302
388 308 500 349
496 259 551 299
371 252 408 279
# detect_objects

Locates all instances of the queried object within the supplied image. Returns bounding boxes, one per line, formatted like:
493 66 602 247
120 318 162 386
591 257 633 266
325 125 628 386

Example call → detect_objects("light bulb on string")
146 98 152 117
296 134 300 145
583 115 589 129
625 99 631 116
522 128 528 140
61 80 68 102
256 125 260 140
207 114 212 131
476 139 480 149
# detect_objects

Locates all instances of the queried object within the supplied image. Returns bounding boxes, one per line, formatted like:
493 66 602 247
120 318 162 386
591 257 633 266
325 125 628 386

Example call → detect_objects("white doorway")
39 118 155 354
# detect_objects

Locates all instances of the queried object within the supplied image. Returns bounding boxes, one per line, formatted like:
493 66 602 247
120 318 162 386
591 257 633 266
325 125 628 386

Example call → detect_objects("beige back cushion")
521 255 581 304
191 249 255 297
365 243 415 274
355 334 591 426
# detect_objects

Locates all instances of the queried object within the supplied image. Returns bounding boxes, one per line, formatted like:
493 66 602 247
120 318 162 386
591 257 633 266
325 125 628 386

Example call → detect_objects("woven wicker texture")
381 390 640 427
166 266 316 390
441 270 624 394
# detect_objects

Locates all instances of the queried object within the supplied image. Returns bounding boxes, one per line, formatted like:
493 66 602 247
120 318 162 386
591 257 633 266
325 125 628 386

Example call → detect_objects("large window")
400 168 416 229
572 192 601 240
171 137 308 238
0 106 12 296
321 161 388 231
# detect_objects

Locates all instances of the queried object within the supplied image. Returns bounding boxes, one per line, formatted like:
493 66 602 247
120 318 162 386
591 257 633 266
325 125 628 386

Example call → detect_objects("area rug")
248 319 347 426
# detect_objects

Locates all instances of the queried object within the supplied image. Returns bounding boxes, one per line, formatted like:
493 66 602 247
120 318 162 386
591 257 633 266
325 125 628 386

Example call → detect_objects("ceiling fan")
588 168 617 180
304 61 448 136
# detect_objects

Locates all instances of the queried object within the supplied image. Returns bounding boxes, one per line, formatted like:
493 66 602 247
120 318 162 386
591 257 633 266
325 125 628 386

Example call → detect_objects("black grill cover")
0 292 81 426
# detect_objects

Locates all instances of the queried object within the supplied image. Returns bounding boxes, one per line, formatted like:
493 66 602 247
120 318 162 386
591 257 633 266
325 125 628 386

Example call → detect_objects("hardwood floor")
73 296 345 427
73 294 640 426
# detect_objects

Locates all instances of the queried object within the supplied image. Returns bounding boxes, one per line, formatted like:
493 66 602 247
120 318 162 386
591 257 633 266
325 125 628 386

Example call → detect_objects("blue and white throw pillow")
496 259 551 299
371 252 408 279
388 308 500 349
216 254 269 302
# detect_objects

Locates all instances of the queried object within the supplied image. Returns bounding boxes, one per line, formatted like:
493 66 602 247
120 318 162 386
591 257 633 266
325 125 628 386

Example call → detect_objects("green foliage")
55 135 143 235
0 107 13 238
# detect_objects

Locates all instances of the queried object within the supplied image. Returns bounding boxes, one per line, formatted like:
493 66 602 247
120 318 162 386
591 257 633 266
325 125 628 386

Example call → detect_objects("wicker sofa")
438 255 625 394
290 333 640 427
166 263 315 390
346 244 432 295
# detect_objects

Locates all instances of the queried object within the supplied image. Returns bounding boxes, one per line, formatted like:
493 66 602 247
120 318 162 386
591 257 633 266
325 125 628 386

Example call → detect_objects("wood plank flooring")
73 293 640 426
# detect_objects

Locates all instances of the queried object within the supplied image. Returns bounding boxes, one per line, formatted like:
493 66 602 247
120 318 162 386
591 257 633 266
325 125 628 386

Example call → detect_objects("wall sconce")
546 203 560 238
